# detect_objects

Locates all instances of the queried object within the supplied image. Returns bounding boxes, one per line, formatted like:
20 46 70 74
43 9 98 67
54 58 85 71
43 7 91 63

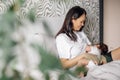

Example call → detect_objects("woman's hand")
77 58 89 67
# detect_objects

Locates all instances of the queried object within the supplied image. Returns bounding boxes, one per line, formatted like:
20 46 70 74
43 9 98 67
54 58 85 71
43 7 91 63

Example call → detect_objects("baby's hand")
85 45 91 52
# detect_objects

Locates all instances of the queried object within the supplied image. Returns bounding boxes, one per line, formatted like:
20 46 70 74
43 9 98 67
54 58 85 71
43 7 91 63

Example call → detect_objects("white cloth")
89 46 101 56
55 31 91 59
89 46 101 60
81 61 120 80
86 60 97 69
86 46 101 69
68 61 120 80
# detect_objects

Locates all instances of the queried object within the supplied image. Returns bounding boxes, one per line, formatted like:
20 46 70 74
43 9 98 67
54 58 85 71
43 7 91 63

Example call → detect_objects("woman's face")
72 14 86 31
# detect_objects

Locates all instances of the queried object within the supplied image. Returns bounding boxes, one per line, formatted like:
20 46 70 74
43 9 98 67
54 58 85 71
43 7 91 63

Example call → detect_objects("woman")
55 6 93 70
55 6 120 69
55 6 120 78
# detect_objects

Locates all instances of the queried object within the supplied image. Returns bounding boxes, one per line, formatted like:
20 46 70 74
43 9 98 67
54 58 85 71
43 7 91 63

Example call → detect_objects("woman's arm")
60 53 99 69
60 55 85 69
111 47 120 60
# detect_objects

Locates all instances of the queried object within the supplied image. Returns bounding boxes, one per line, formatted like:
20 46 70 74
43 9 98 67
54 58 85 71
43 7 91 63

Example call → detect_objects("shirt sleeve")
55 34 72 59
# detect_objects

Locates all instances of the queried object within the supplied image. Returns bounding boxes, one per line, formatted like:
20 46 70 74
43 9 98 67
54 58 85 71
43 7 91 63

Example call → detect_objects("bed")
79 60 120 80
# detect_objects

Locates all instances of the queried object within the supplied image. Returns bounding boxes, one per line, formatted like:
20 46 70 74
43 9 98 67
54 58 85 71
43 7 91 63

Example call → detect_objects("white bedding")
80 60 120 80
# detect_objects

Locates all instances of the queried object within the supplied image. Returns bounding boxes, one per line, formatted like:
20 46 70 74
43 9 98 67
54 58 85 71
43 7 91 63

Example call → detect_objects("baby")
86 43 108 69
76 43 108 77
86 45 101 69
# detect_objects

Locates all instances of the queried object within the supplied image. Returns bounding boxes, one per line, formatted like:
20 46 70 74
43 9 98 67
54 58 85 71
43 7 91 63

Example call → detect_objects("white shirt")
55 31 91 59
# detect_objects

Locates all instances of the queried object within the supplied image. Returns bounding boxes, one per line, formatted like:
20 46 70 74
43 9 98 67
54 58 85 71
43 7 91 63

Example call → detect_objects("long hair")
55 6 86 41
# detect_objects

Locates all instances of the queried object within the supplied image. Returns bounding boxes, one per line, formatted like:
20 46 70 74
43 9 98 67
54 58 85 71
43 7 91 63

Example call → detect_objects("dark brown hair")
99 43 108 55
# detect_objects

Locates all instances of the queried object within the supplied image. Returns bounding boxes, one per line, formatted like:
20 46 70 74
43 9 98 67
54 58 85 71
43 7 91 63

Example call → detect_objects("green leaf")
27 9 36 22
32 44 62 73
42 21 54 37
74 66 88 76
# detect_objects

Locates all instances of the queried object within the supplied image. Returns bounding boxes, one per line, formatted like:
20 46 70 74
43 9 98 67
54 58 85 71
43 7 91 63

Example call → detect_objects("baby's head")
89 43 108 56
98 43 108 55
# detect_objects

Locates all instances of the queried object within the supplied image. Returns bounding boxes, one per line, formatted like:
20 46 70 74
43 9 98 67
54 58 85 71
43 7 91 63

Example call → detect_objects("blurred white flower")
48 70 61 80
29 69 45 80
0 49 6 78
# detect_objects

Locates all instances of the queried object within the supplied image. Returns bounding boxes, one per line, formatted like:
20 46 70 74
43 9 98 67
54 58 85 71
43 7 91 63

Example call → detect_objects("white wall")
104 0 120 51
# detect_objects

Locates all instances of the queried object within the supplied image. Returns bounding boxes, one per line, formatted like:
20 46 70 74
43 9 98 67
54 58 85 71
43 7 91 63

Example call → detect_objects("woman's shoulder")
56 33 70 41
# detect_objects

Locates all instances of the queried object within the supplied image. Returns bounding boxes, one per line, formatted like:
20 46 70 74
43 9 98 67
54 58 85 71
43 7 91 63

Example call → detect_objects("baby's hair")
99 43 108 55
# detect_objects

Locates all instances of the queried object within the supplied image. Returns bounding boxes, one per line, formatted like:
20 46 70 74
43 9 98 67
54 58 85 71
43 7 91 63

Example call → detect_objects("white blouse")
56 31 91 59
